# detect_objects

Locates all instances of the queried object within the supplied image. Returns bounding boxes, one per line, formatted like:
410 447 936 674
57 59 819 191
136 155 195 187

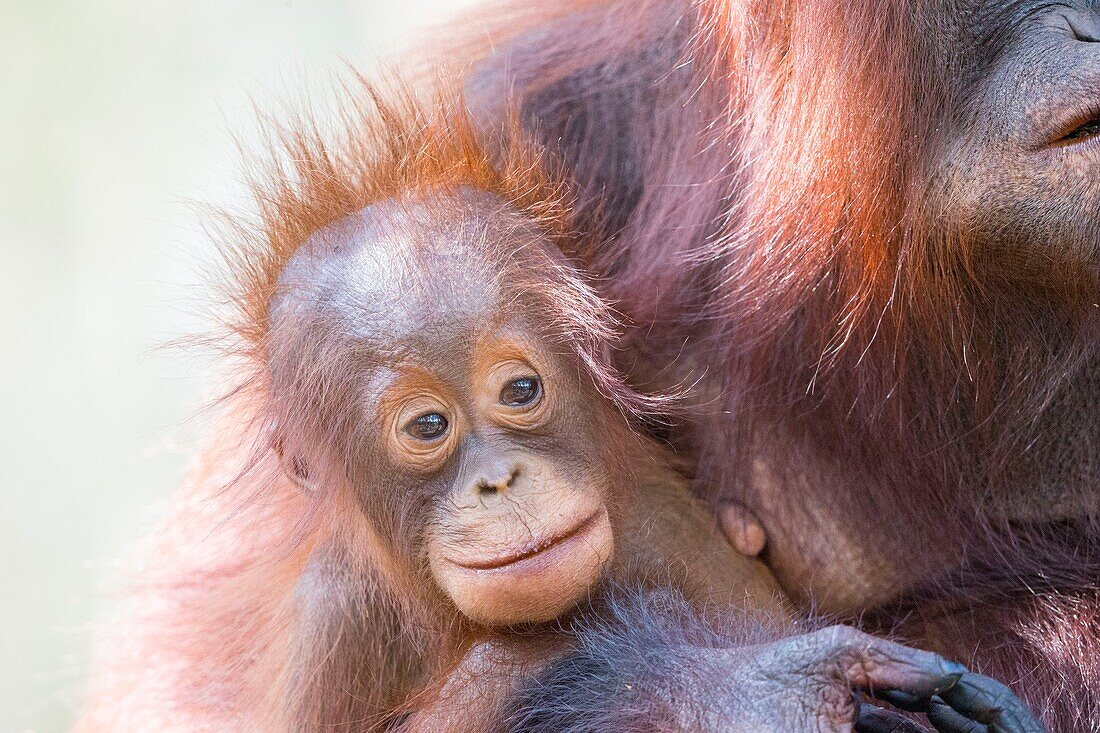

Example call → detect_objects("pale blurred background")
0 2 479 730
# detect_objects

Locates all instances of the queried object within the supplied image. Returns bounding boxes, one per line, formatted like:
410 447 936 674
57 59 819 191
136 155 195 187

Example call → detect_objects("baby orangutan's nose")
472 463 521 496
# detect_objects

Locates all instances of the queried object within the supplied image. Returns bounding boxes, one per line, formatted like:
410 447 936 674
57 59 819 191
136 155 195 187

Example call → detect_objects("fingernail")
933 670 964 694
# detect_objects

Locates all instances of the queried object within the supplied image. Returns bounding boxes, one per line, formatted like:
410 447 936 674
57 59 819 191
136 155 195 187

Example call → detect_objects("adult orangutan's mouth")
449 508 606 571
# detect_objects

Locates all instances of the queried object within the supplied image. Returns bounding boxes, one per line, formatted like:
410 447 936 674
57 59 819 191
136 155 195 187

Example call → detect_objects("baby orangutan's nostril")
476 465 520 496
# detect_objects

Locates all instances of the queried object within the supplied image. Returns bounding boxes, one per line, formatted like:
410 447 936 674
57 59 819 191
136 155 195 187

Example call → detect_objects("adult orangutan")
441 0 1098 730
74 82 1040 732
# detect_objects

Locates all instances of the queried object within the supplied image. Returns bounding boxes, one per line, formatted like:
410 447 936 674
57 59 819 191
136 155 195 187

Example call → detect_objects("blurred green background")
0 2 476 729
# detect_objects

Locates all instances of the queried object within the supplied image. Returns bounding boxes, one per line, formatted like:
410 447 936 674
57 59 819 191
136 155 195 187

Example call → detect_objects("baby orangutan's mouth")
432 504 614 626
450 508 606 571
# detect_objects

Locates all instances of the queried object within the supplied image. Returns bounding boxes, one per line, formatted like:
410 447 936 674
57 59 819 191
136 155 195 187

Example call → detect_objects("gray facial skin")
939 2 1100 268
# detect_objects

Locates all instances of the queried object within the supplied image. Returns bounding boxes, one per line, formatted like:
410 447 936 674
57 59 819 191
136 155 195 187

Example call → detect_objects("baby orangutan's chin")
430 506 614 627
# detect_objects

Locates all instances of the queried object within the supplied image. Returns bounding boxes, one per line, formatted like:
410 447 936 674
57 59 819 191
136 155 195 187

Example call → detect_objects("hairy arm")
75 406 312 731
493 588 1044 733
285 541 431 733
396 637 563 733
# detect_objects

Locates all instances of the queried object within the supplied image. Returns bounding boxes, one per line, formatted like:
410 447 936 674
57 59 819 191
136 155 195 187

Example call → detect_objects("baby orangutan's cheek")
429 503 614 627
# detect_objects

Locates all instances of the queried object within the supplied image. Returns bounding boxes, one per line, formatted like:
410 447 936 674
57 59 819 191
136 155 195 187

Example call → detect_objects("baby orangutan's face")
383 338 615 626
267 197 619 626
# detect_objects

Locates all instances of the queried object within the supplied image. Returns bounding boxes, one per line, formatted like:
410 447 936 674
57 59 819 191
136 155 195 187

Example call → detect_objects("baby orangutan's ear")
271 431 318 492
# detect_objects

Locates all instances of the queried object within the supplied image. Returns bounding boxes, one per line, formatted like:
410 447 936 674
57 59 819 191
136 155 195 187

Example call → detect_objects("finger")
926 696 989 733
871 690 990 733
800 626 967 698
937 673 1045 733
855 703 931 733
870 690 931 713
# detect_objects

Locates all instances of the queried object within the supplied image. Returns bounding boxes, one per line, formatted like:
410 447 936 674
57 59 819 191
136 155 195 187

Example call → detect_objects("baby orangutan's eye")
499 376 541 407
405 412 449 441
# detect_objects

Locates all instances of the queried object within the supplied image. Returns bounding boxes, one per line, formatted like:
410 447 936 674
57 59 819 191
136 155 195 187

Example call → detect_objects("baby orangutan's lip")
449 508 605 571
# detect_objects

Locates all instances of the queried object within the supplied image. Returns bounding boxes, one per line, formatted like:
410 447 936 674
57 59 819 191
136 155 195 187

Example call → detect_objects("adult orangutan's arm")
494 589 1043 733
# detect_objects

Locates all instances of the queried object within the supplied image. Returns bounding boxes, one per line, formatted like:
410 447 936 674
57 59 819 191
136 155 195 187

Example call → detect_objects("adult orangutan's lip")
449 509 605 571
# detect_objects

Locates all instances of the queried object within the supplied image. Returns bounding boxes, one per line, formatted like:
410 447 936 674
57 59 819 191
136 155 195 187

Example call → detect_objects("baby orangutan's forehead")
271 194 522 354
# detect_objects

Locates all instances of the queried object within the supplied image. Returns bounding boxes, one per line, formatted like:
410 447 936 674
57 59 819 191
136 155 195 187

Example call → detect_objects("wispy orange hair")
225 78 578 347
211 73 677 439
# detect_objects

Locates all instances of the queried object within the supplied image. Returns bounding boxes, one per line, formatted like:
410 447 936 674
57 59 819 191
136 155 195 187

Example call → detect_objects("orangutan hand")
688 625 1044 733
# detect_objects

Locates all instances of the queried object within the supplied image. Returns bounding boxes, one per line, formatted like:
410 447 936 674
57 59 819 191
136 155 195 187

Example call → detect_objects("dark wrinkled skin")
695 628 1038 733
950 4 1100 274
